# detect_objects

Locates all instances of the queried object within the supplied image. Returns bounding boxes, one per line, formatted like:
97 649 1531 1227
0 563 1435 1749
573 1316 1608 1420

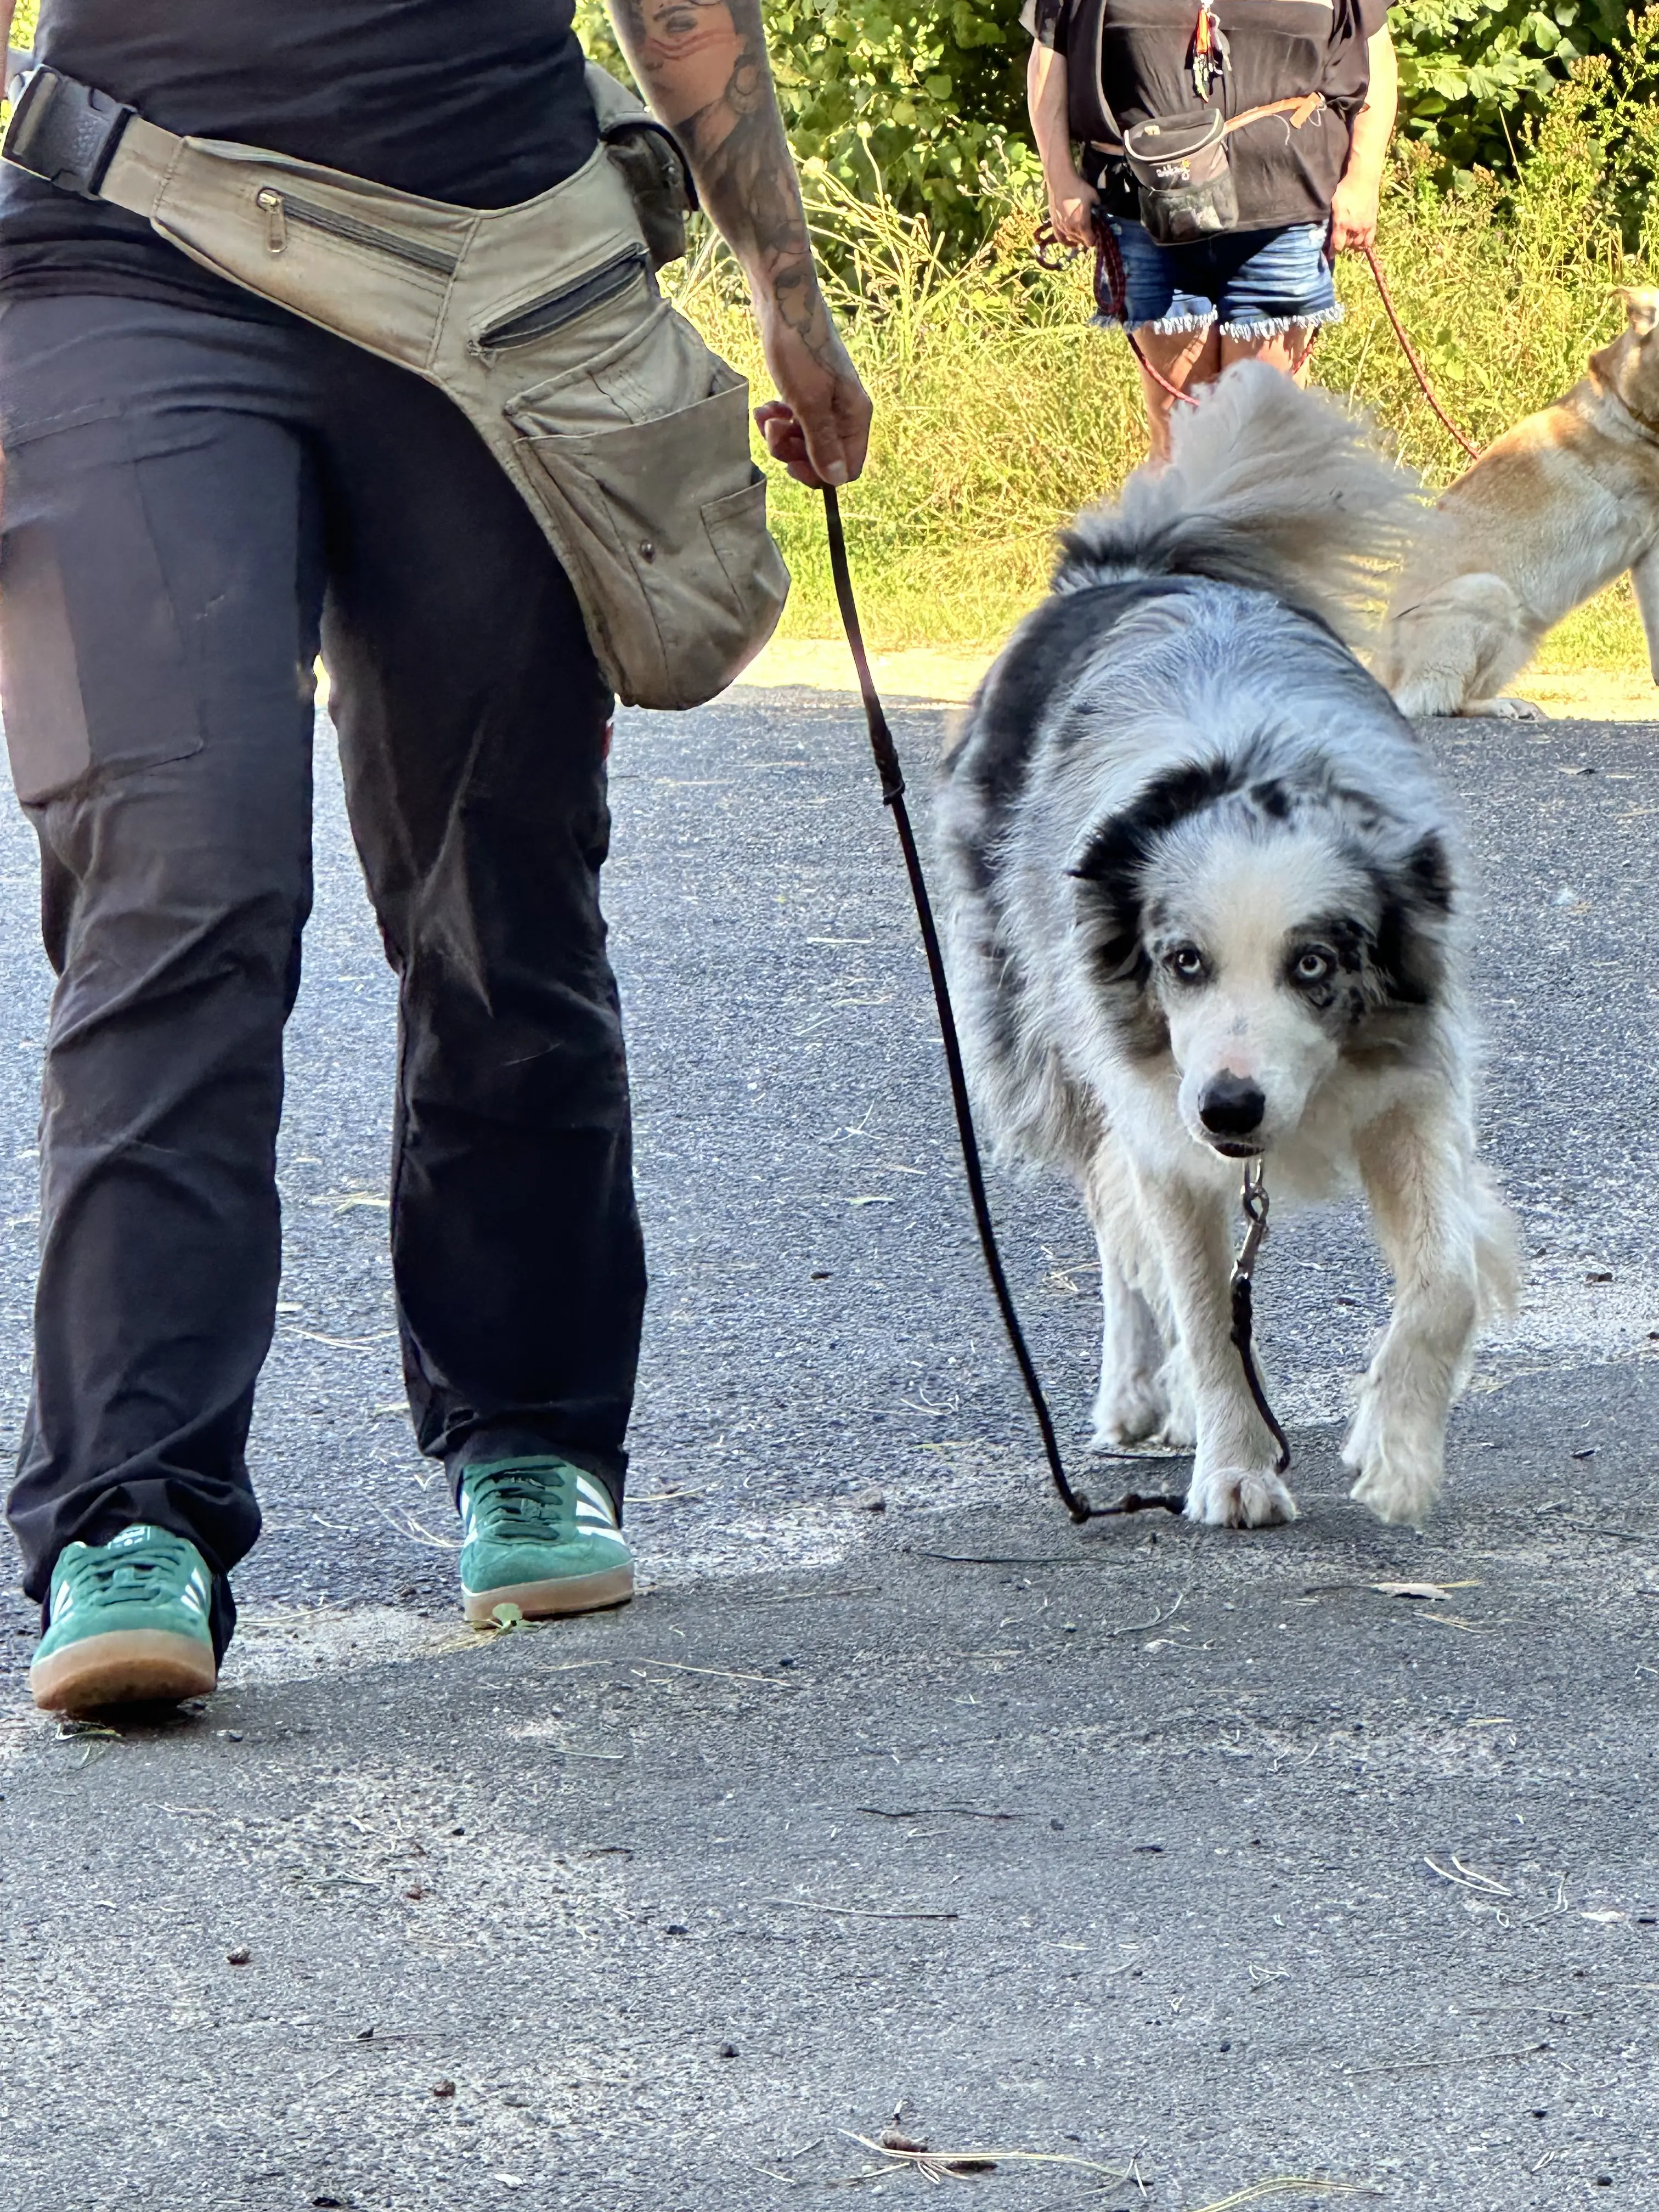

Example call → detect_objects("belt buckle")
3 65 135 198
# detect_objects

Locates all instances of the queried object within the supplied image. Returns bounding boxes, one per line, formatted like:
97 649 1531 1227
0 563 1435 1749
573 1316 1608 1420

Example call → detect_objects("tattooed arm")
605 0 871 486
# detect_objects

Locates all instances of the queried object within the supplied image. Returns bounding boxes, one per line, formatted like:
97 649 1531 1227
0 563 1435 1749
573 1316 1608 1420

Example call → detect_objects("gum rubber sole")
30 1628 218 1714
461 1561 635 1626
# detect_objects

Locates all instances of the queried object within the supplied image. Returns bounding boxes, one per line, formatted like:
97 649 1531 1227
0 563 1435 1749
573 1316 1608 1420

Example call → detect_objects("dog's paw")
1346 1450 1443 1527
1090 1364 1166 1451
1464 695 1545 721
1184 1465 1299 1529
1342 1405 1444 1527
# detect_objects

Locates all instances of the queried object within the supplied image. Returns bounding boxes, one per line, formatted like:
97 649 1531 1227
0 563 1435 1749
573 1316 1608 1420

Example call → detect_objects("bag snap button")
639 540 656 562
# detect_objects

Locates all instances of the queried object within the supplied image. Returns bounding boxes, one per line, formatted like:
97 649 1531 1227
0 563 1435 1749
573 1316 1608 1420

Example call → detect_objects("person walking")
1026 0 1396 458
0 0 870 1714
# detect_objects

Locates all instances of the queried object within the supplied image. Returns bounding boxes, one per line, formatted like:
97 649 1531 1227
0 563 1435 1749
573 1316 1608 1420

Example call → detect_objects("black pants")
0 292 646 1642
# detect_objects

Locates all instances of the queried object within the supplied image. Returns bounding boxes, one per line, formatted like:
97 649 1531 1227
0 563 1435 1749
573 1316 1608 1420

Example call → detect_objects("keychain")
1191 0 1231 99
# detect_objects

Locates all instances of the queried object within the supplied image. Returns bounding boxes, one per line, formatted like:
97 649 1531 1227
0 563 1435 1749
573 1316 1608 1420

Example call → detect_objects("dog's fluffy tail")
1056 360 1424 645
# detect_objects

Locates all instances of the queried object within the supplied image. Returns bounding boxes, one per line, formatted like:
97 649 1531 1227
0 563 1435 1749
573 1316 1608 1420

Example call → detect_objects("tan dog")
1378 288 1659 718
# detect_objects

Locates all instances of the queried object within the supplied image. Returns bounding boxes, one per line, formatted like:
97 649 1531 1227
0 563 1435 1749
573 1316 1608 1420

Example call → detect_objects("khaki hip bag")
2 59 790 710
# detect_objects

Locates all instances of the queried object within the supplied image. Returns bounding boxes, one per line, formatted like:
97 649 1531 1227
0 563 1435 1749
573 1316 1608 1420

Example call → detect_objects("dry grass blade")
1108 1592 1184 1638
1425 1855 1513 1897
770 1899 960 1922
1187 2178 1379 2212
1369 1579 1480 1600
378 1504 461 1552
629 1658 790 1689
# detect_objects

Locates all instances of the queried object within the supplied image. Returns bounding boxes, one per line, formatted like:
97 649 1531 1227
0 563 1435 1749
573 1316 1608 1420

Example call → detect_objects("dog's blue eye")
1294 949 1334 983
1166 945 1205 980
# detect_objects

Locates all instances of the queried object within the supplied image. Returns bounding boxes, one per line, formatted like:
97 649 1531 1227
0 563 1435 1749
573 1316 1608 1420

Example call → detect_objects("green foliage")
755 0 1035 227
1390 0 1633 173
575 0 1035 246
1565 4 1659 241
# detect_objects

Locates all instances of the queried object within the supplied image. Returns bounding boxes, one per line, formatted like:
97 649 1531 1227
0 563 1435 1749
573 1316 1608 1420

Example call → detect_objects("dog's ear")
1070 757 1240 980
1369 832 1453 1008
1618 287 1659 340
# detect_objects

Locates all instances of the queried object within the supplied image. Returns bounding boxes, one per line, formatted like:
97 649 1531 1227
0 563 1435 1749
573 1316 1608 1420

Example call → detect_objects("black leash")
822 486 1183 1525
1229 1159 1291 1474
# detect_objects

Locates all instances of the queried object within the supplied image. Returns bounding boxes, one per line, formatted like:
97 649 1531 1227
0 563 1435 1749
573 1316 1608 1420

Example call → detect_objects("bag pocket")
473 245 653 364
505 322 789 710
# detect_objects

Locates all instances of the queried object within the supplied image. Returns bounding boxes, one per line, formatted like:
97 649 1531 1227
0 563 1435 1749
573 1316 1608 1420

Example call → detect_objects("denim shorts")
1102 217 1341 339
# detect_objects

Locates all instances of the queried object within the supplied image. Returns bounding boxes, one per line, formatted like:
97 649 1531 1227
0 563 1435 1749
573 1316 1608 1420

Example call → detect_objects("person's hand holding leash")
753 290 871 487
1046 167 1099 249
1328 168 1379 254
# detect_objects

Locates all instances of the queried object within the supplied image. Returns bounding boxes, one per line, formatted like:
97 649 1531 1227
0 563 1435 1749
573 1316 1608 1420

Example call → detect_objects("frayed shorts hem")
1216 301 1344 339
1093 301 1345 340
1100 216 1340 336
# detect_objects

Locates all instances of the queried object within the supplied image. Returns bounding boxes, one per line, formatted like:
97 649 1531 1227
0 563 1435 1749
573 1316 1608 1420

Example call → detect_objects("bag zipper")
477 247 650 354
255 187 459 276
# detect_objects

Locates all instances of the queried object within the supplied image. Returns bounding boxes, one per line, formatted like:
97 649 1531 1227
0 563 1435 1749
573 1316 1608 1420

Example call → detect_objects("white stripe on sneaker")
574 1475 617 1524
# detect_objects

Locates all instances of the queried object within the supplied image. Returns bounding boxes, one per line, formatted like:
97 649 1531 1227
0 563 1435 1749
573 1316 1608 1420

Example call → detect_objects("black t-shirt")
1026 0 1389 231
0 1 600 310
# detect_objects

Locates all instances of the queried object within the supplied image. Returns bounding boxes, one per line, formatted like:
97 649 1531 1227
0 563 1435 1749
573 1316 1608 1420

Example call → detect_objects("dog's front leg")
1345 1102 1514 1525
1631 545 1659 685
1082 1142 1192 1449
1139 1170 1296 1528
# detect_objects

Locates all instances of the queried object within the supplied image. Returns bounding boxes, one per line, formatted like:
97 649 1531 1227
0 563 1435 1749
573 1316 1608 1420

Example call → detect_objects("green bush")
576 0 1034 246
1391 0 1632 173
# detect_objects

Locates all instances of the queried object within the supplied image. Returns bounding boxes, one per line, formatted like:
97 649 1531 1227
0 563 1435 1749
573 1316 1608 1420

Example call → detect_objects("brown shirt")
1026 0 1389 231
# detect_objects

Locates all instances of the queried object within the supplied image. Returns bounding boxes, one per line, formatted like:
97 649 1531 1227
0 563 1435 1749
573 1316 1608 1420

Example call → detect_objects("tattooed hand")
607 0 872 486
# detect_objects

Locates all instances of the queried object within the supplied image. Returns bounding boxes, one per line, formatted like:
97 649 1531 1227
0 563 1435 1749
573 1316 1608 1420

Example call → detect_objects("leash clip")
1235 1154 1270 1277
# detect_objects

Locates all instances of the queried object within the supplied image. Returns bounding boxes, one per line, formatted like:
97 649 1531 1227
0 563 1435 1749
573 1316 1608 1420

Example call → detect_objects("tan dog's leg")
1385 573 1544 719
1630 545 1659 684
1345 1102 1520 1525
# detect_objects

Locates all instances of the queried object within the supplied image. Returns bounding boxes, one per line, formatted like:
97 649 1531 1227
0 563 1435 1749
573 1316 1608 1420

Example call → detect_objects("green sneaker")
458 1457 634 1625
30 1525 217 1714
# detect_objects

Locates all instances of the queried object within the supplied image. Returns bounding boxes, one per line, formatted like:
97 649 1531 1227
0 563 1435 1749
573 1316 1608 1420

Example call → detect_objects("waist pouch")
1101 93 1327 249
1121 109 1236 246
2 60 789 710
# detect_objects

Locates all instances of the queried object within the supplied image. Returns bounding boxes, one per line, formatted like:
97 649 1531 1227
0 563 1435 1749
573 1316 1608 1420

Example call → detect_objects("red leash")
1035 212 1203 410
1361 240 1480 460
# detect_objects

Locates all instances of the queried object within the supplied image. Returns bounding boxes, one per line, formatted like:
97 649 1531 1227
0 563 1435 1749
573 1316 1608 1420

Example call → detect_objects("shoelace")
56 1531 198 1610
464 1460 575 1538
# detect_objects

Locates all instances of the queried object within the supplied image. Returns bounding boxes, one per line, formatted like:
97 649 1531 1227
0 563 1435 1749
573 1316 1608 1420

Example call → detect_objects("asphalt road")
0 690 1656 2211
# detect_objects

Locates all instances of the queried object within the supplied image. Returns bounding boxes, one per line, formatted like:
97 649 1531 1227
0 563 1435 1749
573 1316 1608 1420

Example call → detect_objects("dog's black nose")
1199 1073 1266 1138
